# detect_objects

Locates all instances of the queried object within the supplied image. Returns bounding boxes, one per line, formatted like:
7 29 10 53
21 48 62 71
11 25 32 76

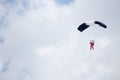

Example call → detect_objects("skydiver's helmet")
90 40 94 43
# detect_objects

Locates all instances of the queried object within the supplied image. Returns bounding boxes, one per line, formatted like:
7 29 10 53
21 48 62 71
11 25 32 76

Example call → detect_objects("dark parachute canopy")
78 21 107 32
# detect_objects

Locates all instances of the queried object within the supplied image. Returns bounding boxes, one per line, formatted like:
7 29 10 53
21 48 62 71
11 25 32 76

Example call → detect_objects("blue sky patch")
55 0 74 5
0 37 5 43
21 0 29 10
1 60 11 73
1 0 17 7
2 0 16 4
0 16 7 28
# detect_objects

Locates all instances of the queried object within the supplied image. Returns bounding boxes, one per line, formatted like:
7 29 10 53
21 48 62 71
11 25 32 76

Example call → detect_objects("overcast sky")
0 0 120 80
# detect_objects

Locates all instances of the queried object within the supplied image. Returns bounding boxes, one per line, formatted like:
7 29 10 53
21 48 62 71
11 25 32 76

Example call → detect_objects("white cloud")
96 37 111 48
0 0 120 80
0 59 3 72
34 32 78 58
95 65 112 75
35 46 55 57
0 4 5 16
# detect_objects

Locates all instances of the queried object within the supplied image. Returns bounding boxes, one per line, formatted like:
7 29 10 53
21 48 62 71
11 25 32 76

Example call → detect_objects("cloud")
35 46 55 57
0 4 5 16
0 0 30 27
0 59 3 72
0 0 120 80
17 67 31 80
96 37 111 48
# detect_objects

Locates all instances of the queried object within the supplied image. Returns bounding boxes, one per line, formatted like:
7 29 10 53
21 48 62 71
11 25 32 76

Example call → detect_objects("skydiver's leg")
92 46 94 50
90 45 94 50
90 46 92 50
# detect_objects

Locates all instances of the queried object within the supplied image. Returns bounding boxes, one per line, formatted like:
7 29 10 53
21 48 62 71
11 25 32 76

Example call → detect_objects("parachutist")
89 40 94 50
77 20 107 51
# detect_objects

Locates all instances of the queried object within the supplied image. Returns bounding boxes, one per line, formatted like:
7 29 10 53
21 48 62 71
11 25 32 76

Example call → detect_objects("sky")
0 0 120 80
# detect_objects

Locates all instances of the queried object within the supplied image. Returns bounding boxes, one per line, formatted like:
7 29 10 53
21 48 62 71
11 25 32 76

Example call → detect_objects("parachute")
78 21 107 32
